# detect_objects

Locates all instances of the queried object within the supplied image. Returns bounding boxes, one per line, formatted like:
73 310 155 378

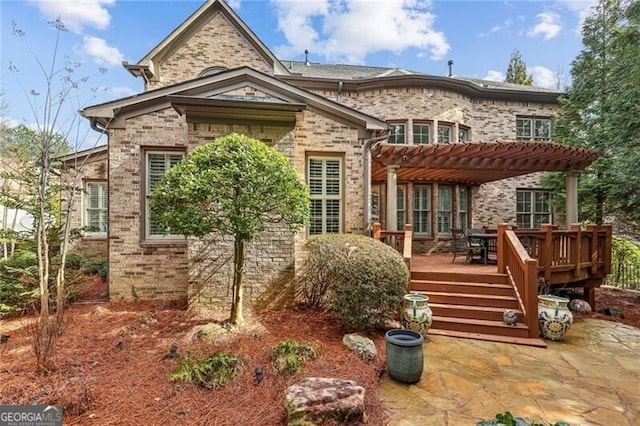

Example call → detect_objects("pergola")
370 141 601 230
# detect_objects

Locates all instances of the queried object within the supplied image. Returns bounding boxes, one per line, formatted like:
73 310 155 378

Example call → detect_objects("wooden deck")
376 223 612 347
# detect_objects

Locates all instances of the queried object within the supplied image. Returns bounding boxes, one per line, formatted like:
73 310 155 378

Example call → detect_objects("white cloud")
81 36 124 67
528 12 562 40
30 0 115 33
557 0 597 20
227 0 242 10
271 0 450 64
531 65 558 89
483 70 505 82
110 86 137 97
477 18 513 37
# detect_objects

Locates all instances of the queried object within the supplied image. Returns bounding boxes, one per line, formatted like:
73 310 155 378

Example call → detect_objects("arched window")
199 66 227 77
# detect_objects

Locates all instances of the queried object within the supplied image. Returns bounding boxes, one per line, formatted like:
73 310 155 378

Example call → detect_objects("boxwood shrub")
300 234 409 330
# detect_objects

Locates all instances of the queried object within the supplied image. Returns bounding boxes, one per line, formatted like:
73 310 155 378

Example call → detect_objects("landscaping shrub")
0 251 39 316
300 234 410 330
168 352 244 389
81 259 107 280
271 340 318 375
4 250 37 269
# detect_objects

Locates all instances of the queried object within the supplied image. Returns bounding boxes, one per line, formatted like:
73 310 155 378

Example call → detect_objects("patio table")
466 232 497 265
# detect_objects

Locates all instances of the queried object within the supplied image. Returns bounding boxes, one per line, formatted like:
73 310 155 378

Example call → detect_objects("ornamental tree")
149 133 310 325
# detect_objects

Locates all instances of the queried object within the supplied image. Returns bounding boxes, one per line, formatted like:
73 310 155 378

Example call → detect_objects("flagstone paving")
379 319 640 425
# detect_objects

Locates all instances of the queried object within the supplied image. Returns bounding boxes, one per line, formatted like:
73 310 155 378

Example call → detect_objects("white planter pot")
401 293 433 337
538 295 574 341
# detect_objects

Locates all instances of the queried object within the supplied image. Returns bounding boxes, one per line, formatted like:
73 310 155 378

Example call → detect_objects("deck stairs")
410 270 546 347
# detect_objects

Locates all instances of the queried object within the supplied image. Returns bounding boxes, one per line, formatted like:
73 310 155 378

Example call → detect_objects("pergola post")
566 171 579 226
386 165 399 231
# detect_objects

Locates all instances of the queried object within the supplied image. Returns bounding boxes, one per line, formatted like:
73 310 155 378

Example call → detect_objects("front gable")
125 0 289 89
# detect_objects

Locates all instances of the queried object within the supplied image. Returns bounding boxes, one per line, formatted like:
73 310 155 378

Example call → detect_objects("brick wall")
62 154 108 261
151 13 272 89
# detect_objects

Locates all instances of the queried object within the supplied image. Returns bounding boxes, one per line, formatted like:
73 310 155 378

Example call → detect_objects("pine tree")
505 49 533 85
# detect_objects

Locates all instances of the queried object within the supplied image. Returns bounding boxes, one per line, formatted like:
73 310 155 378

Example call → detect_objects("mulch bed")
1 282 638 425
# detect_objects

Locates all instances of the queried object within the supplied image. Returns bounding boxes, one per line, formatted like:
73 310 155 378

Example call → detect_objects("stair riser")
411 271 508 284
411 281 513 296
430 307 513 322
431 321 530 338
425 294 518 309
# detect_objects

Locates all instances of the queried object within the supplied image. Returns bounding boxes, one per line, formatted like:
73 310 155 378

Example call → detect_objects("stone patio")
380 319 640 425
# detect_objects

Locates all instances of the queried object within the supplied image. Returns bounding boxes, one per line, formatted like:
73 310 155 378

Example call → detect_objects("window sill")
83 234 107 239
141 239 187 248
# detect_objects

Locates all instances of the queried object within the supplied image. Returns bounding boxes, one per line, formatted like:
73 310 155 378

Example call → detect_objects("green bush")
4 250 37 269
81 259 107 280
271 340 318 375
168 352 244 389
51 252 85 270
300 234 409 330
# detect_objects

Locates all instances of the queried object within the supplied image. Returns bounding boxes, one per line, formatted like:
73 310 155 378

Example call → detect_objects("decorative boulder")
283 378 365 425
342 333 377 361
568 298 592 314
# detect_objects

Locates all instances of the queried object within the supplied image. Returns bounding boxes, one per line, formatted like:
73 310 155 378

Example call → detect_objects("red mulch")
1 284 638 425
0 301 387 425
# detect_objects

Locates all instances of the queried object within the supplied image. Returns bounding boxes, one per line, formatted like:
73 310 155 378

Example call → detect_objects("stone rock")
568 298 592 314
283 377 365 425
600 307 624 319
342 333 377 361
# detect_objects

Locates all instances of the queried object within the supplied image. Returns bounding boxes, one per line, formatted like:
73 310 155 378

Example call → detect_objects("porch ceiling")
371 141 601 185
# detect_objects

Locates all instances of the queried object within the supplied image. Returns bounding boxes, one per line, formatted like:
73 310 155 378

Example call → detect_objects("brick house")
74 0 598 307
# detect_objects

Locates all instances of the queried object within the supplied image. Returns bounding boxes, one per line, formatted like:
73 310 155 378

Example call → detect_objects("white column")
432 119 439 144
386 166 399 231
566 171 579 226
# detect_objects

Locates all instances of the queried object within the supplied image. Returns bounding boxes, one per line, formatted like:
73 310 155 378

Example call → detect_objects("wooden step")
411 280 513 296
428 303 523 322
420 291 519 309
411 270 508 284
427 328 547 348
430 316 530 338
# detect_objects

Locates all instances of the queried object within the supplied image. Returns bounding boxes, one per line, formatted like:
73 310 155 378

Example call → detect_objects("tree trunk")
230 237 245 325
55 186 76 330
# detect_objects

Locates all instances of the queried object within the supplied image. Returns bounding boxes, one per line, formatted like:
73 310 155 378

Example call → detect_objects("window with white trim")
458 186 469 230
413 185 431 234
370 186 380 225
145 151 184 239
413 123 431 145
309 157 342 235
458 127 469 143
397 185 406 230
388 123 406 144
516 190 552 229
437 185 452 234
516 117 551 141
437 125 452 144
85 181 107 234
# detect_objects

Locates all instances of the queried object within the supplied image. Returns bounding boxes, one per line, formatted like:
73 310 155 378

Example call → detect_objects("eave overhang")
371 141 601 185
168 95 306 123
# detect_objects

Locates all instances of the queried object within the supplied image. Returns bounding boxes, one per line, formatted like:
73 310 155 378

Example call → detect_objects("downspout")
363 130 389 235
90 118 108 134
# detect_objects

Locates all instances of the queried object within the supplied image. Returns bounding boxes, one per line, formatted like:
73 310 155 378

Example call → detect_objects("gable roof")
82 67 387 133
124 0 289 79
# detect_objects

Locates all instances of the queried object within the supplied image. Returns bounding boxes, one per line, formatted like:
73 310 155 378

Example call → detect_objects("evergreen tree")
505 49 533 85
547 0 640 233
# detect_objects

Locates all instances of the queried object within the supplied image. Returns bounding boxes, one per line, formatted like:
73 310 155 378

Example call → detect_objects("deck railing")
497 224 539 338
372 223 413 270
512 223 612 283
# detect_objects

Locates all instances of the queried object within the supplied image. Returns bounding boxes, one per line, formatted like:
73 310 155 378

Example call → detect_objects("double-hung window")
413 123 431 145
516 190 552 229
145 151 184 239
516 117 551 141
397 185 406 230
458 186 469 230
413 185 431 234
437 185 452 234
437 125 452 144
388 123 406 144
458 127 469 143
309 157 342 235
85 181 107 234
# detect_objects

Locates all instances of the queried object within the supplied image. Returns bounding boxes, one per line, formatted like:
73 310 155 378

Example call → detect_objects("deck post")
497 223 508 274
571 223 582 277
372 222 381 240
566 172 579 226
386 166 399 231
525 258 539 338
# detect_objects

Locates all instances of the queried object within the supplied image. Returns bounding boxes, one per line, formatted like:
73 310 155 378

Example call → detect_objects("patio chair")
464 228 486 264
450 228 467 263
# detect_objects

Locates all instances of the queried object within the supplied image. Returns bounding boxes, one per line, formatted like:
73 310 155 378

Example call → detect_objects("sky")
0 0 598 149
